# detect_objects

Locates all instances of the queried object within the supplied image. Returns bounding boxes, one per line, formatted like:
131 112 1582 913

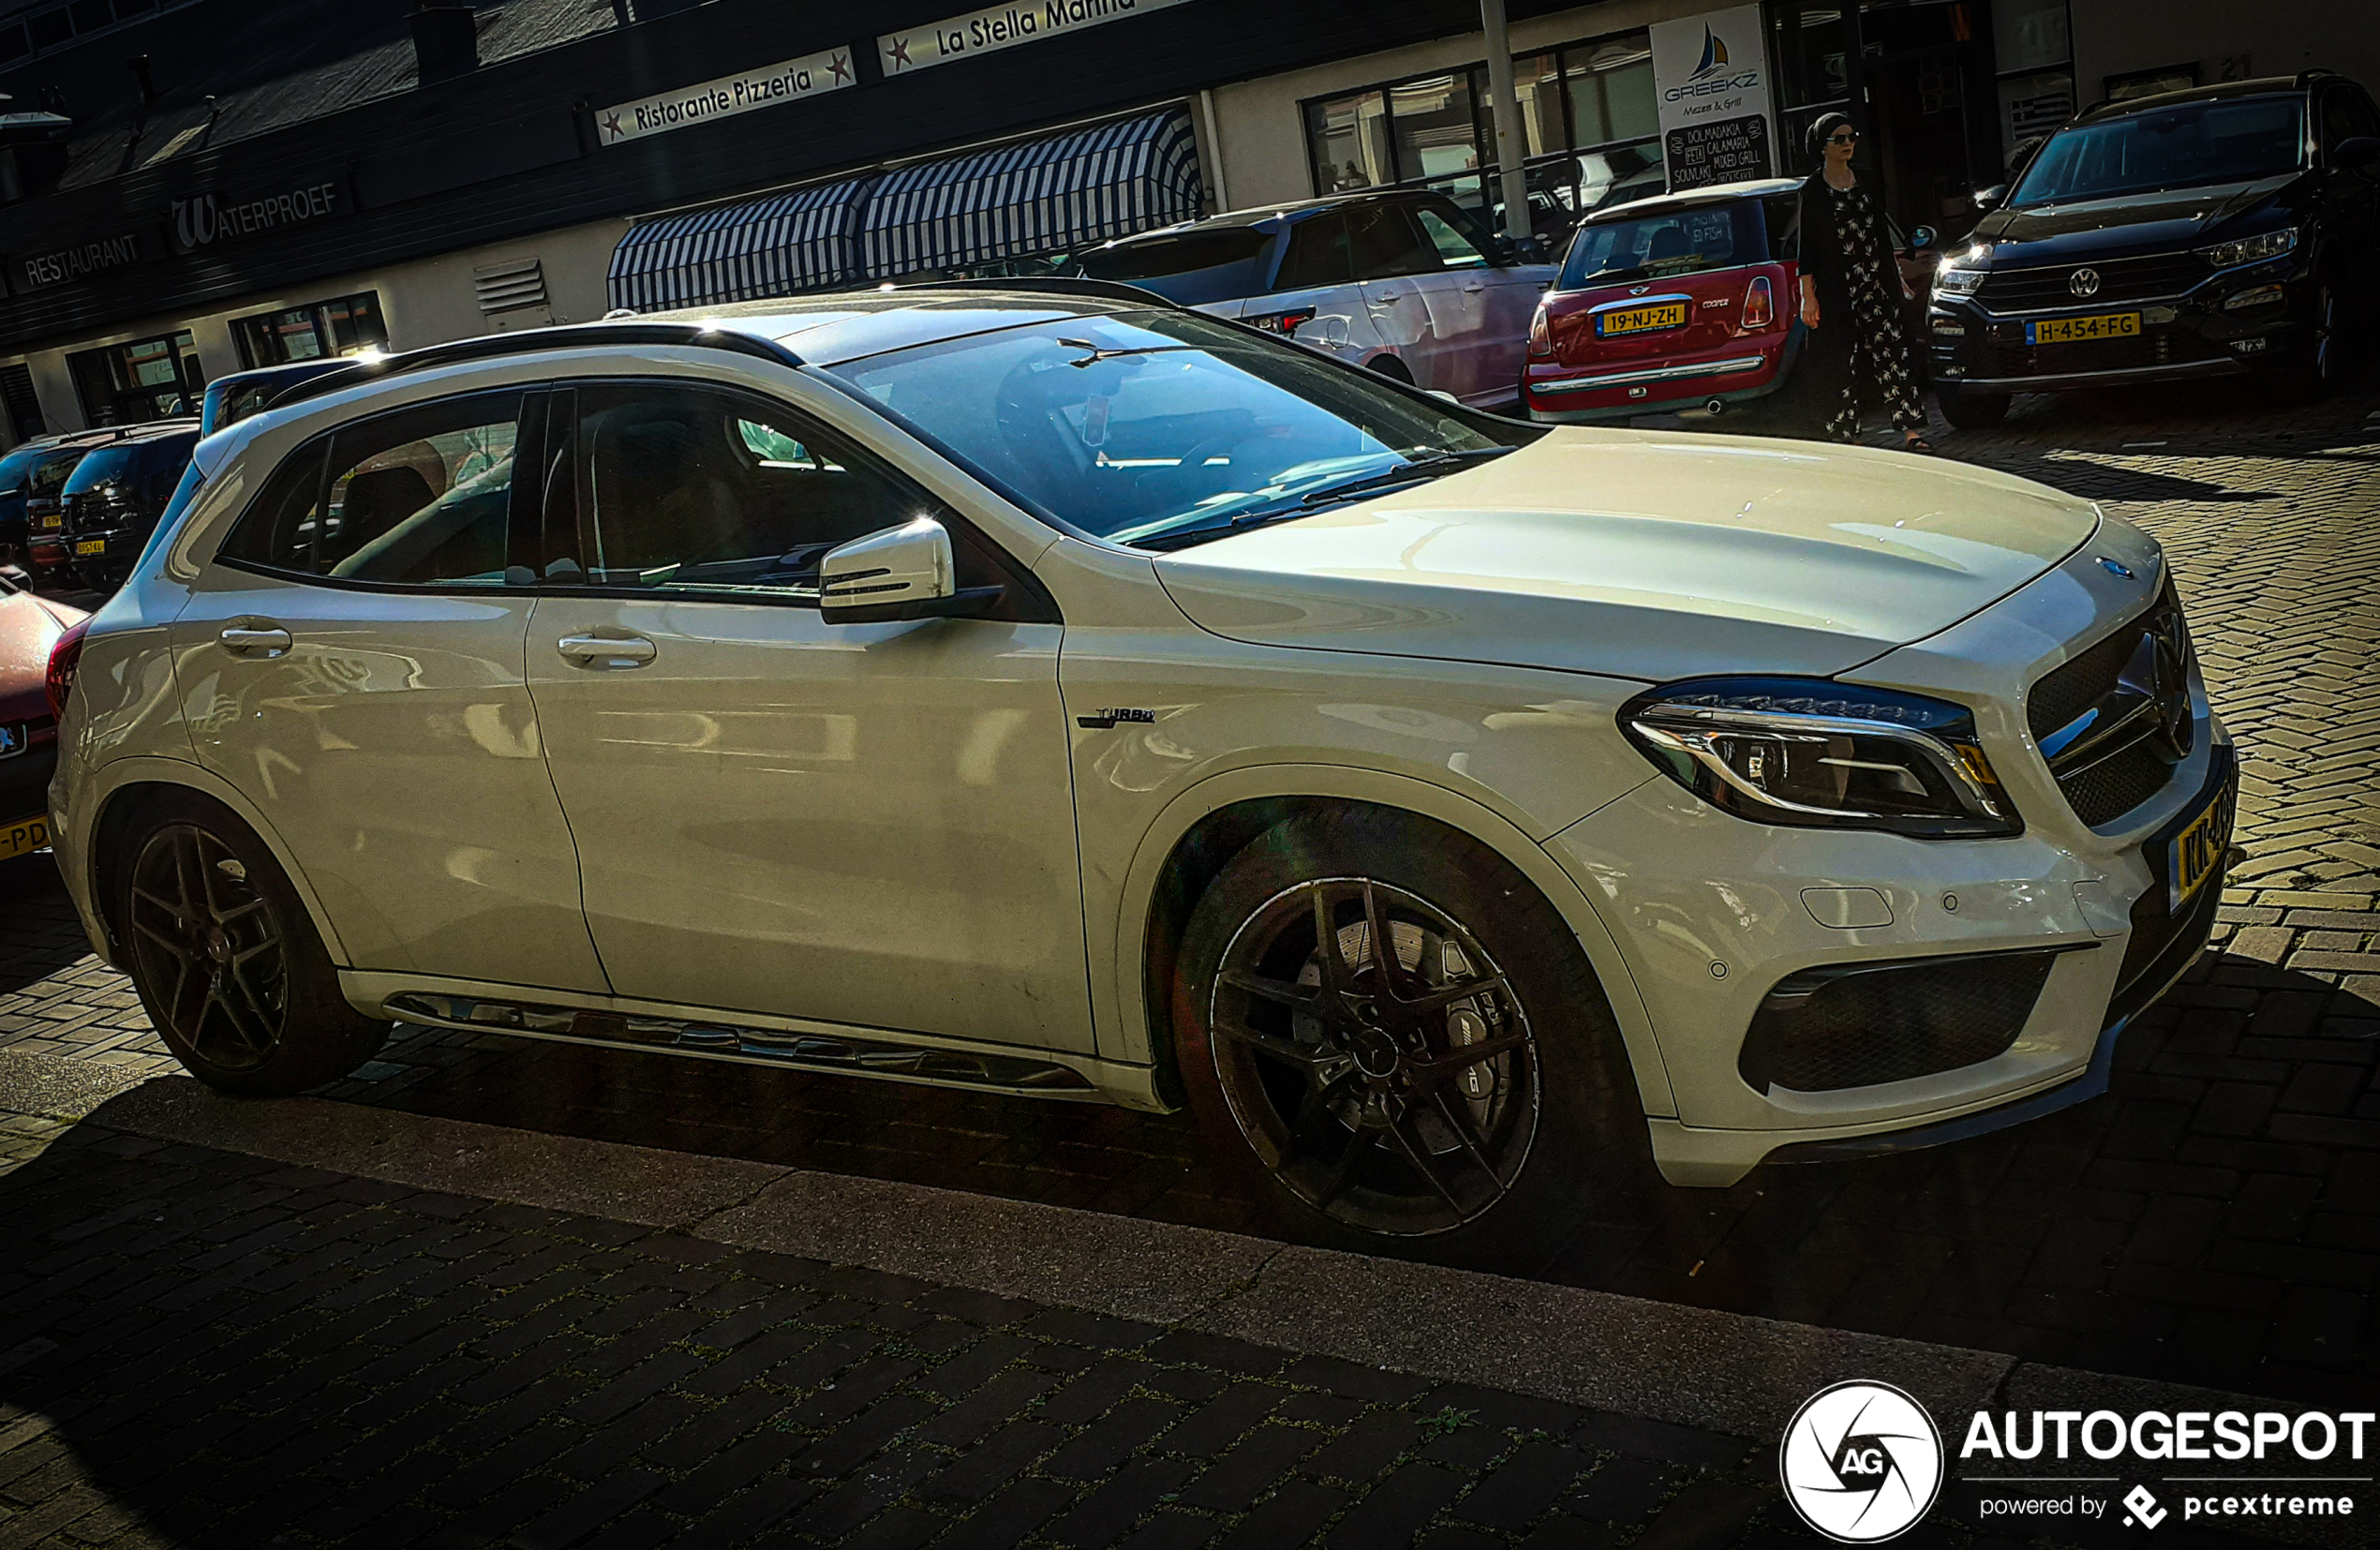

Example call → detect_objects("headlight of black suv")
1619 678 2020 838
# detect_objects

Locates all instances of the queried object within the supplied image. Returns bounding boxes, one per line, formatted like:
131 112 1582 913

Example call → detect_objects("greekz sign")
1649 6 1778 190
168 177 347 256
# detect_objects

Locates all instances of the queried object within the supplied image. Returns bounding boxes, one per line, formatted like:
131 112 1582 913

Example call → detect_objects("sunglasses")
1826 131 1860 145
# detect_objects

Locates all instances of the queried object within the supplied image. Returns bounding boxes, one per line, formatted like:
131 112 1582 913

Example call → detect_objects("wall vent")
474 257 548 317
0 363 44 442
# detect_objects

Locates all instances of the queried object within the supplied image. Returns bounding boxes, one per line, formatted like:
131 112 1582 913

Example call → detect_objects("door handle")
217 626 292 657
557 633 656 667
1370 291 1403 302
1462 283 1488 293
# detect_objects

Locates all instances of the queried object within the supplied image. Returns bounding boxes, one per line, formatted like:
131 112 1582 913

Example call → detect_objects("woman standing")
1796 113 1932 451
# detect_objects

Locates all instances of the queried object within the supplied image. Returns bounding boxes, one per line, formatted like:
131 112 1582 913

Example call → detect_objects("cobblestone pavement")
4 380 2376 1409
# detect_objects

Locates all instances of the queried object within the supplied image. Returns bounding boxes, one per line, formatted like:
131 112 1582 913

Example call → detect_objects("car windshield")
1077 229 1275 306
1559 202 1760 289
60 447 135 493
819 309 1520 549
2010 96 2307 207
29 449 87 498
0 445 49 496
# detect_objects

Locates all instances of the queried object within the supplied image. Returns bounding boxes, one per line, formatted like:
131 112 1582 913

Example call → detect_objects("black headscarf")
1806 112 1854 163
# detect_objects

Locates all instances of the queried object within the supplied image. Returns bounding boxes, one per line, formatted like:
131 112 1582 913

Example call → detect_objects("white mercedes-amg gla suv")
44 281 2233 1258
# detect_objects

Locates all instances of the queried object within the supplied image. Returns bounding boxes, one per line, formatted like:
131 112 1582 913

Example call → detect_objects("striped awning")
859 109 1203 279
607 174 875 313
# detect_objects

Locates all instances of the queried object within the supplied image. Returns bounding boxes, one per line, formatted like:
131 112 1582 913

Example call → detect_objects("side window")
1348 204 1441 279
218 391 524 587
1274 213 1353 291
572 383 927 598
1762 196 1801 261
1414 208 1491 270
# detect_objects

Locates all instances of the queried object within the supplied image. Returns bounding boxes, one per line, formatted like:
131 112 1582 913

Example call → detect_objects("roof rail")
263 322 806 415
874 276 1183 309
2295 67 2340 87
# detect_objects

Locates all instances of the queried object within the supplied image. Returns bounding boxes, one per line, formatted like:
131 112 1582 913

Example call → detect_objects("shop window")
1562 37 1657 149
1306 89 1391 196
66 330 202 425
232 291 388 369
1300 27 1661 246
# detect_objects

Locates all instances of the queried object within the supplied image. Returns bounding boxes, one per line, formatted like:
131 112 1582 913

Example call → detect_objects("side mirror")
819 515 1004 625
1972 185 2008 211
1908 224 1939 251
2336 135 2380 170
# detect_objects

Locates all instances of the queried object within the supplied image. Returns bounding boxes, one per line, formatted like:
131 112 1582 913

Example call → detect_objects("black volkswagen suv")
1928 72 2379 425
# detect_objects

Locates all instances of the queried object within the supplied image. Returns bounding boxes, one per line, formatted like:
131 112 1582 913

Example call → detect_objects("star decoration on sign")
888 36 912 68
600 112 626 141
829 52 851 83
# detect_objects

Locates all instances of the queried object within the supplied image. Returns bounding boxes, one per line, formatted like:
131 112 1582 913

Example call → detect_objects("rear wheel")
110 792 387 1095
1169 807 1643 1267
1937 386 2009 429
1367 354 1413 383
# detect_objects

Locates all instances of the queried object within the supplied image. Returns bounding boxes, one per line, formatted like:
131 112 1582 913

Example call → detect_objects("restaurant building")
0 0 2368 448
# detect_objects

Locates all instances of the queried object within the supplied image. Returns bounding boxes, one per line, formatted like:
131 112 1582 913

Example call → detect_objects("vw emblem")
2068 267 2102 299
2098 557 2134 579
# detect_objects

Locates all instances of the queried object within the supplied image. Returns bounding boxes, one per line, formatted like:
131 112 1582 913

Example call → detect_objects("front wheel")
1169 807 1644 1267
110 792 388 1095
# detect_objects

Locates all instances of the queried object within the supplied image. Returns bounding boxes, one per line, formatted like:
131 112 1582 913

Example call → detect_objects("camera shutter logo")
2068 267 2102 298
1779 1381 1943 1542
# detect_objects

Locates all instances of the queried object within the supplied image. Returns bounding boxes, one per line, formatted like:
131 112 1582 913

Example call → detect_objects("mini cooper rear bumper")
1524 329 1802 423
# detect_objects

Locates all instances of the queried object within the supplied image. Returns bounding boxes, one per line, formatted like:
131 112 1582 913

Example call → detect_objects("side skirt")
342 976 1168 1110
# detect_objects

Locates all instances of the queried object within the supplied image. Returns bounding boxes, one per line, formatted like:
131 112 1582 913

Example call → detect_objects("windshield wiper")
1133 447 1511 551
1055 338 1200 367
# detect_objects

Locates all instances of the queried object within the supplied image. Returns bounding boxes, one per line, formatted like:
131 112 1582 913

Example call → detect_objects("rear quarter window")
1079 229 1275 306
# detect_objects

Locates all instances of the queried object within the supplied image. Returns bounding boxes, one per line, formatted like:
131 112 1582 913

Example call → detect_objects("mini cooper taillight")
46 616 90 723
1528 302 1553 358
1741 275 1775 330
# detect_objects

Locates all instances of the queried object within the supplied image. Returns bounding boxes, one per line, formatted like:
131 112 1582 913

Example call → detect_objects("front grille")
1737 949 2060 1094
2028 587 2194 827
1975 252 2209 309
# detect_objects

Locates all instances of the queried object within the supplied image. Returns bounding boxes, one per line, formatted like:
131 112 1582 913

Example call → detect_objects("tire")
1937 386 2009 429
1168 806 1644 1269
1367 354 1413 383
2292 282 2341 401
107 790 387 1095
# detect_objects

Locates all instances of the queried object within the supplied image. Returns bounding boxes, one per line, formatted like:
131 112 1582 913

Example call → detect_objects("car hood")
1975 175 2294 262
0 589 82 722
1154 428 2099 682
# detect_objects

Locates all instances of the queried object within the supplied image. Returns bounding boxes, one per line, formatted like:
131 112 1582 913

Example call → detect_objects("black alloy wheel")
1173 807 1642 1266
111 792 388 1095
126 822 290 1071
1208 876 1539 1237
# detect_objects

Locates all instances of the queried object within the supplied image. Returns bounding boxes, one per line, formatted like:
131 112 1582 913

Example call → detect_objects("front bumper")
1929 256 2313 393
1545 522 2229 1185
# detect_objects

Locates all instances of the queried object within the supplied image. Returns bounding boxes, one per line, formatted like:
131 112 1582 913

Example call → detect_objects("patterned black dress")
1796 175 1925 441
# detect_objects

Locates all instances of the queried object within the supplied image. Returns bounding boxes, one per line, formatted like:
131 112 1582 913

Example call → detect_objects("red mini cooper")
1521 177 1809 423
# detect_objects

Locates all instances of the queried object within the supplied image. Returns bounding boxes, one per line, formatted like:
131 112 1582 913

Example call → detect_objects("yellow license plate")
2167 783 2234 911
35 515 59 531
2028 311 2142 345
0 812 48 861
73 538 105 556
1598 302 1688 336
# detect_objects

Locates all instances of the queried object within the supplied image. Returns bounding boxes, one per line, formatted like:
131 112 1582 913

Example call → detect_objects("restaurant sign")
168 177 347 255
880 0 1194 75
14 231 147 291
594 48 856 145
1650 6 1778 190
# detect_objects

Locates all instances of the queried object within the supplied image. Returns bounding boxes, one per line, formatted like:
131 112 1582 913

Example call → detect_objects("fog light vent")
1737 947 2075 1094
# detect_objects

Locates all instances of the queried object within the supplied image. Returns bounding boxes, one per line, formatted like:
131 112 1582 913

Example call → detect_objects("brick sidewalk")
0 1118 1772 1550
4 382 2376 1408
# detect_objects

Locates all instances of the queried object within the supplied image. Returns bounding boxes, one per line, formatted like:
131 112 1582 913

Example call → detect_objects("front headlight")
1933 265 1986 297
2197 227 2297 269
1619 678 2020 838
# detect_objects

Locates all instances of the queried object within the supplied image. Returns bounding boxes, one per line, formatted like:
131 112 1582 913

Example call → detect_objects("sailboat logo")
1694 26 1729 76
